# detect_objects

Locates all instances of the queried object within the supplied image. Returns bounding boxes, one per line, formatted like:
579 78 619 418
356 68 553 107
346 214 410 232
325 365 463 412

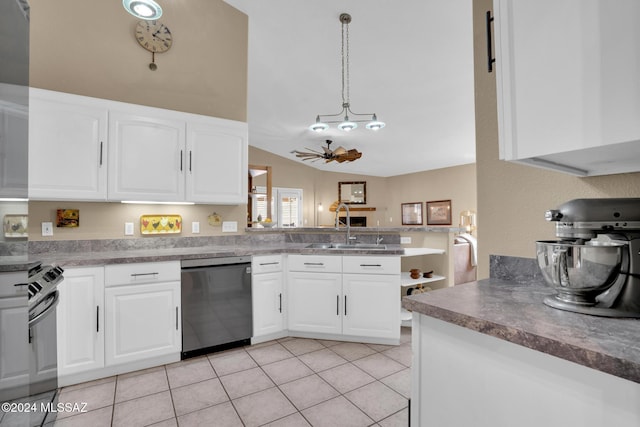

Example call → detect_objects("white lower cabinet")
56 262 181 386
104 281 180 366
252 255 285 341
57 267 105 381
288 271 342 335
342 274 399 340
287 255 400 343
0 272 29 401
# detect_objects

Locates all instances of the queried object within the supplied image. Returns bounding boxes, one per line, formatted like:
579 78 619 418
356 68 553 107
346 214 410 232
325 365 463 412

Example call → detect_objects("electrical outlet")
222 221 237 232
192 222 200 234
41 222 53 237
401 236 412 244
124 222 134 236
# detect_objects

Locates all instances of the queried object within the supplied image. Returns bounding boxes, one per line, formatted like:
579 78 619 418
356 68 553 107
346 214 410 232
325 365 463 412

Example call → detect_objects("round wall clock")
135 20 172 70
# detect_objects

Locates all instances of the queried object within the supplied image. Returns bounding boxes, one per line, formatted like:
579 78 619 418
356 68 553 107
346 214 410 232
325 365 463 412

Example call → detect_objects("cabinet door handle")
486 11 496 73
344 295 347 316
278 293 282 313
260 262 280 266
336 295 339 316
99 141 104 166
96 306 100 333
359 264 382 267
304 262 324 266
189 150 192 173
175 307 179 330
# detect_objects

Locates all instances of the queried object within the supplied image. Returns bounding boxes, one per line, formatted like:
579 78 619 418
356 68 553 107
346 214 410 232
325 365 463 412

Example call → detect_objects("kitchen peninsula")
403 260 640 427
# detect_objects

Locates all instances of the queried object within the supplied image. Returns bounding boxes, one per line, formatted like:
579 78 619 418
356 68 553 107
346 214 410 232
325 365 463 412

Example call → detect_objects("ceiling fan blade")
333 146 347 155
335 149 362 162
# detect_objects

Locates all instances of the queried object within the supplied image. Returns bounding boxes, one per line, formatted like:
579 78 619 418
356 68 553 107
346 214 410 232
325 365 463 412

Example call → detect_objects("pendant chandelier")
123 0 163 20
309 13 385 133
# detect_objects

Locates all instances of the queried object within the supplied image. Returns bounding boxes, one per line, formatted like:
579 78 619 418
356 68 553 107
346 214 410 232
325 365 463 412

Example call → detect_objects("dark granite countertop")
26 243 405 269
402 278 640 384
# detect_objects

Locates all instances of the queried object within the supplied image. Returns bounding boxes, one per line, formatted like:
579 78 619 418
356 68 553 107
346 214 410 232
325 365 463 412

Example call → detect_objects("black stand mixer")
537 198 640 318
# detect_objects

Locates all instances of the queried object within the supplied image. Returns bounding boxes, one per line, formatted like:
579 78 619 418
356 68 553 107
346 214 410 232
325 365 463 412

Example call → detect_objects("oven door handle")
28 290 60 328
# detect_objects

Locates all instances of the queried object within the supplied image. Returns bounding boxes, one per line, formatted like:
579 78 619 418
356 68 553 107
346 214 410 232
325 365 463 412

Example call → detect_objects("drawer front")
252 255 283 274
105 261 180 286
342 256 400 275
287 255 342 273
0 271 28 298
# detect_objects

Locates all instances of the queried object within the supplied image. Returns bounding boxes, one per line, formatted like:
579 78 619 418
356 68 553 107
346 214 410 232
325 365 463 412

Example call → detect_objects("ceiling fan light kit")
308 13 385 133
123 0 163 20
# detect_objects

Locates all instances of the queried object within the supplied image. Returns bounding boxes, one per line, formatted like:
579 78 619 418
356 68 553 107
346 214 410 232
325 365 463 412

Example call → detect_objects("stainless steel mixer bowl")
536 240 625 305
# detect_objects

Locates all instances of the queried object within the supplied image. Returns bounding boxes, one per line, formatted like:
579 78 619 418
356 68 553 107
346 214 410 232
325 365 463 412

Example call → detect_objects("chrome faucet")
335 202 355 245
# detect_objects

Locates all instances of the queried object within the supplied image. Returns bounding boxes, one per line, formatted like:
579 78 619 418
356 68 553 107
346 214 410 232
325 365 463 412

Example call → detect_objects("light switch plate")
222 221 237 232
41 222 53 237
192 222 200 234
124 222 134 236
401 236 412 244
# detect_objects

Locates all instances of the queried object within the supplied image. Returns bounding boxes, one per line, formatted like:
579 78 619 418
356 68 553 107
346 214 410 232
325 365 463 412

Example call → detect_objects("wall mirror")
339 181 366 204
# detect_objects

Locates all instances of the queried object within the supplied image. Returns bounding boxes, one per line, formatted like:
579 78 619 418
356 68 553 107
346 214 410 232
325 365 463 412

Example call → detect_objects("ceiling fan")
291 140 362 163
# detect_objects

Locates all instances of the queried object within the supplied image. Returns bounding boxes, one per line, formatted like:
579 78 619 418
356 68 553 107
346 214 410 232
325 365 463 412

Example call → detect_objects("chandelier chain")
307 12 384 133
341 18 350 107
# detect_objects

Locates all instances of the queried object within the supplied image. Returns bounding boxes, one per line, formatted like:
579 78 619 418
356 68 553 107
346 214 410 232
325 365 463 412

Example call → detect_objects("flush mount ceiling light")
123 0 162 20
309 13 385 133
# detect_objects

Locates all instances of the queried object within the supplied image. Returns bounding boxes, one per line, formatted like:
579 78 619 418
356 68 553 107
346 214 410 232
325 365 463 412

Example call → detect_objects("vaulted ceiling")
225 0 475 177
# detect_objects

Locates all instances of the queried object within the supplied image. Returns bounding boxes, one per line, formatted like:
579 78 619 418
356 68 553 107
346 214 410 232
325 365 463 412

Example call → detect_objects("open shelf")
400 307 413 327
401 247 445 257
401 272 445 287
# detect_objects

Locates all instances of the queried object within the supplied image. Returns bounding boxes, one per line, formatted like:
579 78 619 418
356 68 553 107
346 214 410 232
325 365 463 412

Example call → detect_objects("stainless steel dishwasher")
180 256 252 359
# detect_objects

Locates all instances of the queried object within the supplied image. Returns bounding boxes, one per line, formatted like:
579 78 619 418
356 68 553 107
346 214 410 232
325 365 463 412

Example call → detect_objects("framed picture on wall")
426 200 452 225
401 202 423 225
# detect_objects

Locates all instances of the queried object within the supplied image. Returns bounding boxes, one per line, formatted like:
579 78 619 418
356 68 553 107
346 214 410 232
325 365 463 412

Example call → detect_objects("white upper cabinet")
186 119 247 204
494 0 640 176
108 109 185 202
29 89 108 200
0 93 28 198
28 89 247 204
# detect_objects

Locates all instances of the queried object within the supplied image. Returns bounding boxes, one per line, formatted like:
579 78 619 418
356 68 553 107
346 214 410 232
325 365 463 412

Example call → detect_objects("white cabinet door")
29 89 108 200
288 272 342 334
104 281 180 366
57 267 105 380
342 273 400 340
495 0 640 176
252 271 284 337
0 295 29 401
108 110 185 202
0 101 28 199
186 120 247 204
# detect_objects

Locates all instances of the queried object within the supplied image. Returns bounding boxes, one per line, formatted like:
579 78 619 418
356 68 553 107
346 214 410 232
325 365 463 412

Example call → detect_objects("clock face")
135 20 172 53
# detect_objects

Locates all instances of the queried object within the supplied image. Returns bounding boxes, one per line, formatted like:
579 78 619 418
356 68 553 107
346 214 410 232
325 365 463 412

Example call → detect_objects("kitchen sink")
305 243 387 250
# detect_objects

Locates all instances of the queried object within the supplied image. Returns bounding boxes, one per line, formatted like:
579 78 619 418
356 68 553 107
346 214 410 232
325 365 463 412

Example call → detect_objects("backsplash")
28 230 402 255
490 255 542 283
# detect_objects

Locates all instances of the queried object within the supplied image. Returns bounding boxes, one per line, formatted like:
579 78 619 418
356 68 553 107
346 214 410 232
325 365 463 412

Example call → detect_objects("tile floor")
38 328 412 427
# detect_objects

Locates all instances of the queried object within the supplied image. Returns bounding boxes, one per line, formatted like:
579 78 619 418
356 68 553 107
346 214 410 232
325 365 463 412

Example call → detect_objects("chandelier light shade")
123 0 163 20
309 13 385 133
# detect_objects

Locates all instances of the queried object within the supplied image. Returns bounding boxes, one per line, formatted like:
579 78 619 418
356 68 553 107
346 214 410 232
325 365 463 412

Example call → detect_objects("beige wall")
29 0 247 121
473 0 640 279
250 147 476 230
